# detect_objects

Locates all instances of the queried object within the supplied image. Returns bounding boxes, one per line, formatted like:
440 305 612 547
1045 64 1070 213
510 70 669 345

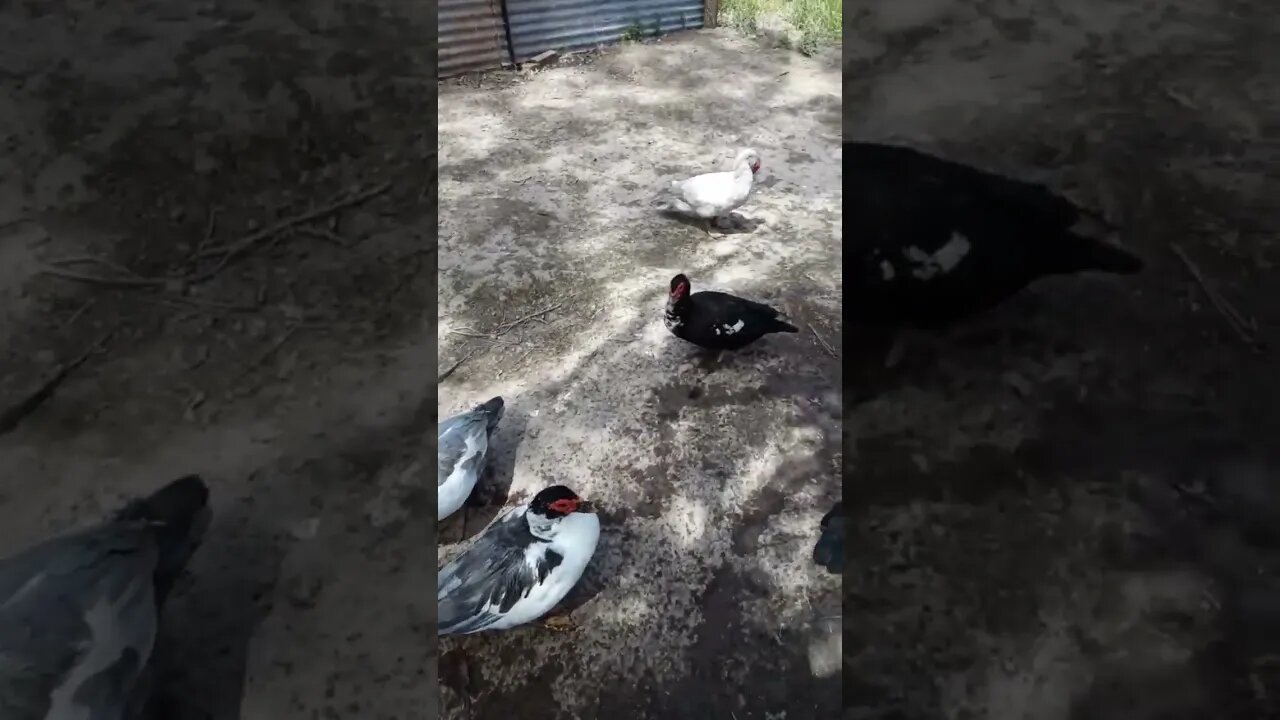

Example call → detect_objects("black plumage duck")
812 500 843 574
664 273 799 352
0 475 211 720
849 142 1142 340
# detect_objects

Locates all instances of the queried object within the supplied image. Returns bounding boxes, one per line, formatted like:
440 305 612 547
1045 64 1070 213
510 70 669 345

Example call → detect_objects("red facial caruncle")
548 498 580 514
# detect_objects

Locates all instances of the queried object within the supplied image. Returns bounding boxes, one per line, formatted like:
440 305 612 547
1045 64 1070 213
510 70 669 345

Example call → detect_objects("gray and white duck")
438 396 505 521
438 485 600 635
0 475 211 720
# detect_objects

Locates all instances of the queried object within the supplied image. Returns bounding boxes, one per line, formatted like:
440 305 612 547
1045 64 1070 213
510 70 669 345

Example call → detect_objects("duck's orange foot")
540 614 577 632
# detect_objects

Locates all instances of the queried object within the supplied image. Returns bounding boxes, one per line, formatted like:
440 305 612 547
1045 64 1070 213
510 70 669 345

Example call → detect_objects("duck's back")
847 142 1140 328
0 526 160 720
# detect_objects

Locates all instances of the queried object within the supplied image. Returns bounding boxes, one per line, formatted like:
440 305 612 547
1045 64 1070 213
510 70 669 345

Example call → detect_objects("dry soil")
438 29 842 720
1 2 437 719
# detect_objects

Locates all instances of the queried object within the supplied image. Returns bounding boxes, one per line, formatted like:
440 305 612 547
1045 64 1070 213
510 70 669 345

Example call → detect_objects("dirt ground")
437 29 841 720
849 2 1280 719
0 2 439 719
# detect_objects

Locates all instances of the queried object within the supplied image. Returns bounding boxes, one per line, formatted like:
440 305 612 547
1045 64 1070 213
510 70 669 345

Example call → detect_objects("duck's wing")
437 505 562 635
437 413 488 487
0 475 208 720
0 525 161 720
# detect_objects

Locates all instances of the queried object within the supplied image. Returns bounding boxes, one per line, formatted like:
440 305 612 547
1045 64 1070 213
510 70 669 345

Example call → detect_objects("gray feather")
437 397 504 488
437 506 561 635
0 476 210 720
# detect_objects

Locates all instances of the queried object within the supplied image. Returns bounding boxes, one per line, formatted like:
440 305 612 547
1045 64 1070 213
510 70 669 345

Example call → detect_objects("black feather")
114 474 211 604
437 509 563 635
664 275 798 351
812 501 843 574
848 142 1143 330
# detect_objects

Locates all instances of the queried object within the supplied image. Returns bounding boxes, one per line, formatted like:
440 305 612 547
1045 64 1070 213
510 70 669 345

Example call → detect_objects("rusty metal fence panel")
439 0 512 77
504 0 705 63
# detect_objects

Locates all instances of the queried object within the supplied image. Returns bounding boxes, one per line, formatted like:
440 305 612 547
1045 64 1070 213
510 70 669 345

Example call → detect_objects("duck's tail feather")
773 318 800 333
1055 214 1143 275
116 474 211 603
476 395 505 430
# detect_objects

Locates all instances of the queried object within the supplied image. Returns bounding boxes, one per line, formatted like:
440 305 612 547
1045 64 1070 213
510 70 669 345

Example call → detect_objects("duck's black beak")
577 500 597 514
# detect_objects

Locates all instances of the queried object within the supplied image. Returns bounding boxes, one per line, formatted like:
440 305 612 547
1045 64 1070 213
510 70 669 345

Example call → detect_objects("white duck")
655 147 762 234
0 475 211 720
437 485 600 635
438 396 505 521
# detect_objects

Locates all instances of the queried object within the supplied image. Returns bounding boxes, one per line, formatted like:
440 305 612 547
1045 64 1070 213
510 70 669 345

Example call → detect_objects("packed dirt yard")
0 1 439 718
438 29 841 720
848 2 1280 719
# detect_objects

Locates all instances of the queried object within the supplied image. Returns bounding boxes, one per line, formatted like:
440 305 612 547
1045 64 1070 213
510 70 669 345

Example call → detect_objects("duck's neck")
664 296 686 327
526 511 559 541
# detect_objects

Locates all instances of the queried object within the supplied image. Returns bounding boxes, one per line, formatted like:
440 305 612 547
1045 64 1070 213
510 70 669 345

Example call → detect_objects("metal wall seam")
504 0 705 63
439 0 512 77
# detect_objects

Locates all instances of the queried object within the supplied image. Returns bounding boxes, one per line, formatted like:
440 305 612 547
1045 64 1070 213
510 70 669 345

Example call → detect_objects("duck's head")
735 148 762 175
668 273 692 306
529 485 595 518
526 485 596 538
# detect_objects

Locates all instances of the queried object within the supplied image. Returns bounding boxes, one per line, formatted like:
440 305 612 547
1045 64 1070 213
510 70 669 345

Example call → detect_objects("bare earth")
0 2 438 719
438 30 841 720
849 2 1280 719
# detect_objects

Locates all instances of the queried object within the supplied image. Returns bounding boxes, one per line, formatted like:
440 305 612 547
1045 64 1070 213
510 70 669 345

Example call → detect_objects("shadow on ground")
847 2 1280 718
0 1 438 718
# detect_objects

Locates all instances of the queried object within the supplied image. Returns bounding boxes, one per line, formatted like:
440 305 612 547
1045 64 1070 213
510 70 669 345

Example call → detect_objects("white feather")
471 511 600 631
438 429 488 520
662 149 760 219
44 570 156 720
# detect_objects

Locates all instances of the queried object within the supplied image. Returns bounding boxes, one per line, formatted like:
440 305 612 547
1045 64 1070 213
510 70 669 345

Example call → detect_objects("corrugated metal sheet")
439 0 512 77
505 0 705 63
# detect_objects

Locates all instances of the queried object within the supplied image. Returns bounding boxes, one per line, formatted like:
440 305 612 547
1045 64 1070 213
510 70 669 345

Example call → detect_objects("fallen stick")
493 301 564 335
809 323 838 358
38 266 167 288
1171 243 1261 349
188 183 390 284
437 348 479 384
0 328 115 435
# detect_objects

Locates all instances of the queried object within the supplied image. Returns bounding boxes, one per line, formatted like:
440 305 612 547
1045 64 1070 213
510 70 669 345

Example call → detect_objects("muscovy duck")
848 142 1142 361
654 148 762 234
437 485 599 635
438 396 504 521
0 475 211 720
664 273 799 352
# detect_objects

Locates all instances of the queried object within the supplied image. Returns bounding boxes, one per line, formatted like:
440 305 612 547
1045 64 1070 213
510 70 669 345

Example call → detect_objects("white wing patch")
903 232 972 280
714 319 746 335
45 570 155 720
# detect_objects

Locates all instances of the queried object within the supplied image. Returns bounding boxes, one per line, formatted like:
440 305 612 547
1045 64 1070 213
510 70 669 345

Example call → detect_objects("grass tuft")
719 0 840 55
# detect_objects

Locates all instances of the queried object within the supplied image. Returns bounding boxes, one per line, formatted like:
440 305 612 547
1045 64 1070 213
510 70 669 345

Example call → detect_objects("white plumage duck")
655 147 762 234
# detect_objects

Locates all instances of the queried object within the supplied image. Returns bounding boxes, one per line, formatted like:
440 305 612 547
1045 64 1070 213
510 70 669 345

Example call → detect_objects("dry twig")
189 183 389 284
809 323 838 358
39 255 168 288
437 348 480 384
0 328 115 435
1171 243 1262 349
